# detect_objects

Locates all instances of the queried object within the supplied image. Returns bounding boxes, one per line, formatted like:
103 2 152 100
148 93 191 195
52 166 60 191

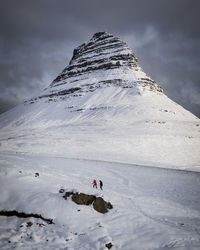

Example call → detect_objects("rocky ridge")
27 32 163 104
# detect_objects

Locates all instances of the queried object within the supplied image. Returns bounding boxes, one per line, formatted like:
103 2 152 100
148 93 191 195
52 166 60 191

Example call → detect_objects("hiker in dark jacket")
99 180 103 190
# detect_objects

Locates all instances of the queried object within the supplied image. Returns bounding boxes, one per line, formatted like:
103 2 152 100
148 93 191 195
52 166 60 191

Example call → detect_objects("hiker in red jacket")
93 179 97 188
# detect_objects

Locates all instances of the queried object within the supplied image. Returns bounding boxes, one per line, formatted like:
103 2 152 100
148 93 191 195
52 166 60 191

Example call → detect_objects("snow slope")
0 32 199 169
0 153 200 250
0 87 199 169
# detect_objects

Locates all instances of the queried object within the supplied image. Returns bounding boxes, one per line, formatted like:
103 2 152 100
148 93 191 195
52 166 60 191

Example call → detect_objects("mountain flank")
0 32 199 169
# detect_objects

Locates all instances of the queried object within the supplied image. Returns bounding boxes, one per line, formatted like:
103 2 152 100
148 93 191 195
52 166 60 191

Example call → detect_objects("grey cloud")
0 95 23 114
125 29 200 117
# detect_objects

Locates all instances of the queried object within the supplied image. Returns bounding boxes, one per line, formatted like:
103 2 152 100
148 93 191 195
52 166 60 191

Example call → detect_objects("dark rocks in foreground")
93 197 113 214
0 210 54 224
63 191 74 200
60 189 113 214
72 193 96 205
106 242 113 249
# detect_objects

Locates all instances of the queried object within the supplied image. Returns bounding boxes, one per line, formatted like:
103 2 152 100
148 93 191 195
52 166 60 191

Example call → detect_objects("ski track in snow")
0 153 200 250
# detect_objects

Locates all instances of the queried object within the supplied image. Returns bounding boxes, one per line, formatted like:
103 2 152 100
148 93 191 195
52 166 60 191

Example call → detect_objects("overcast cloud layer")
0 0 200 117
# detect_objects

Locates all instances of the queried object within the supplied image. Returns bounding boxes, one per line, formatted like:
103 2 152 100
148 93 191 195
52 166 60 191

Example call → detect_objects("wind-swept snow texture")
0 32 199 169
0 154 200 249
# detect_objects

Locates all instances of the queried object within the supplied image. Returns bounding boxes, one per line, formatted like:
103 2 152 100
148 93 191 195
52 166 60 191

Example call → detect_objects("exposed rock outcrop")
61 190 113 214
35 172 39 177
0 210 54 224
93 197 113 214
72 193 96 205
106 242 113 249
63 191 74 200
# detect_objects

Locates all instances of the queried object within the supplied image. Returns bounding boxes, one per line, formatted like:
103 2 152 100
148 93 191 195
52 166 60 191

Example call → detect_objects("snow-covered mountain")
1 32 200 250
0 32 199 169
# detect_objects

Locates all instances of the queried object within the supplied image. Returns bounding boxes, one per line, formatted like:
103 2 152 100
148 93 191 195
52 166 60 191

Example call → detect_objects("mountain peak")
39 32 163 99
67 31 136 71
91 31 111 40
27 32 163 103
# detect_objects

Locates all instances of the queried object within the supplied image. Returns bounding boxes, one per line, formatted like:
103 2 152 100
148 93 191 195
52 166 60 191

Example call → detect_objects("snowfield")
0 153 200 250
0 32 200 249
0 89 200 170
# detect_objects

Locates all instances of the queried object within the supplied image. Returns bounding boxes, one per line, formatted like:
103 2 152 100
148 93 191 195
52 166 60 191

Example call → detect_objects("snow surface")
0 88 199 170
0 153 200 249
0 31 200 249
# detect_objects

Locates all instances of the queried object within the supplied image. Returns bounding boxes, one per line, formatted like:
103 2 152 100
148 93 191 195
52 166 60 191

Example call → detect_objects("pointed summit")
44 32 162 99
67 31 137 70
91 31 111 39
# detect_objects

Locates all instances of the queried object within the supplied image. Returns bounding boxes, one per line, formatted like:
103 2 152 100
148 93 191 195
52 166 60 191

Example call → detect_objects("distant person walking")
93 179 97 188
99 180 103 190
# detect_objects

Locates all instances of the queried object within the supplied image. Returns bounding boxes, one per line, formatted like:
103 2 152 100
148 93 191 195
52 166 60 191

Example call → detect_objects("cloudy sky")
0 0 200 117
